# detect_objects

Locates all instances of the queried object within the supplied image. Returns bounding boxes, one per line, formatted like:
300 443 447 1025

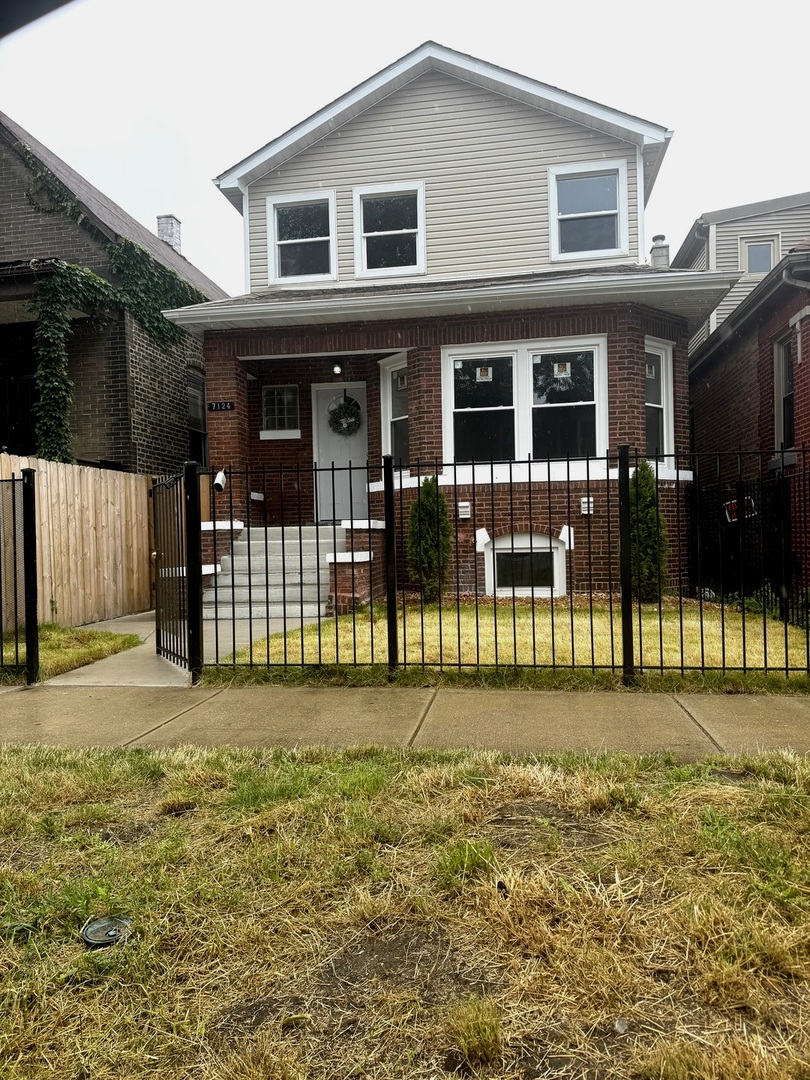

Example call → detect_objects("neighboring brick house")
689 245 810 458
672 192 810 354
165 42 736 599
0 111 228 473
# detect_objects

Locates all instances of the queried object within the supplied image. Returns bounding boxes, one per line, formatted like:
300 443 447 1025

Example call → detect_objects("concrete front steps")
202 525 345 622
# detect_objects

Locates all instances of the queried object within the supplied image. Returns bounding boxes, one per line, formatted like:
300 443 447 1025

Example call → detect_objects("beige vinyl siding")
249 71 639 290
713 204 810 326
693 244 707 272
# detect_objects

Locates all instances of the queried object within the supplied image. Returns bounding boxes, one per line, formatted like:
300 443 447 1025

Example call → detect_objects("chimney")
157 214 181 254
650 234 669 269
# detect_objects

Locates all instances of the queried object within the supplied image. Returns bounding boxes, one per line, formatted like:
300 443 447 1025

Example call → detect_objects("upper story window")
353 182 425 278
741 236 778 275
775 334 795 450
267 192 337 284
549 160 629 261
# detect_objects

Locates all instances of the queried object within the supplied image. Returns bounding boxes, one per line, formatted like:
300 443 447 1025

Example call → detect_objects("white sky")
0 0 806 297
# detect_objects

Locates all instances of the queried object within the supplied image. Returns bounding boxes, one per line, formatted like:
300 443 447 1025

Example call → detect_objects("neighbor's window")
452 355 515 462
353 182 425 277
549 161 628 260
532 351 596 458
261 385 300 440
742 237 778 275
267 192 336 283
775 335 795 450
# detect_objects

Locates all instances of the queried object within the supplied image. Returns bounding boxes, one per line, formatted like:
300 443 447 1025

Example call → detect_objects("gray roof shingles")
0 111 228 301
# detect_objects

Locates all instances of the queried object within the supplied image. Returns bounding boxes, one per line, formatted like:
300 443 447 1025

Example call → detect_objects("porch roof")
163 265 740 335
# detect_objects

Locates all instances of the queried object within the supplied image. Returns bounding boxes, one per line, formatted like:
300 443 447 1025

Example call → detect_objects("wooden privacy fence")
0 454 152 627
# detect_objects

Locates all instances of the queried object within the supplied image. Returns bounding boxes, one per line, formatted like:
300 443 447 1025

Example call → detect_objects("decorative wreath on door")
327 394 362 436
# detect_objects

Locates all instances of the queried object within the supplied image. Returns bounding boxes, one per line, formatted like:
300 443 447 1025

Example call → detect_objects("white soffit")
216 42 671 209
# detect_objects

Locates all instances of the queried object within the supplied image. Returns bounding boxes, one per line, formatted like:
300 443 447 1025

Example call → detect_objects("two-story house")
672 191 810 353
165 42 736 601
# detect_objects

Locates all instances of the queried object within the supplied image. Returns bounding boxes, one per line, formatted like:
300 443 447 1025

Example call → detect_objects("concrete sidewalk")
2 684 809 758
1 612 808 758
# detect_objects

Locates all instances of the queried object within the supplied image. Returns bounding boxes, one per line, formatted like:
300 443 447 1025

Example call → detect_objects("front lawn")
0 746 808 1078
219 598 810 686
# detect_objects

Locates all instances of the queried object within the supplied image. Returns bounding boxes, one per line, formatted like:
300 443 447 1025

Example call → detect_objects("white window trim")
644 337 674 459
441 336 609 464
548 159 629 262
266 190 337 285
774 332 795 450
739 234 780 275
353 181 426 279
260 384 301 440
379 352 409 460
484 532 567 598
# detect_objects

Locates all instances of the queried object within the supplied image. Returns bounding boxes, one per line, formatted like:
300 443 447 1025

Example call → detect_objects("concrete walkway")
1 612 808 758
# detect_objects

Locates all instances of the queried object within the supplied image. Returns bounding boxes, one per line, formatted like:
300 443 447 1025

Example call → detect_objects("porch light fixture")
333 362 342 375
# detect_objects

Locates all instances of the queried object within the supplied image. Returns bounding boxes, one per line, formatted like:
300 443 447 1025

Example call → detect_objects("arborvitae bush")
629 458 668 602
407 476 451 603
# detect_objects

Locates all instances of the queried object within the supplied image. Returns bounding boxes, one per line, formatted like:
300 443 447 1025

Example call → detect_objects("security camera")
213 470 227 493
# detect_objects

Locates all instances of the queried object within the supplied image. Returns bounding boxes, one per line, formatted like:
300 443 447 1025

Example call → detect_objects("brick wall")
204 302 690 472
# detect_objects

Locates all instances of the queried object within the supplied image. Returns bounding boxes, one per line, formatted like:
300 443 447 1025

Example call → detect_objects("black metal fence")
164 449 810 682
0 469 39 684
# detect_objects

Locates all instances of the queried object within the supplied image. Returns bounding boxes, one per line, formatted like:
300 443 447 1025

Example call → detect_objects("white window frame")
441 336 608 464
266 191 337 285
484 532 567 598
379 352 409 462
353 181 426 279
548 160 629 262
740 235 779 275
260 384 301 440
644 338 675 460
774 333 795 450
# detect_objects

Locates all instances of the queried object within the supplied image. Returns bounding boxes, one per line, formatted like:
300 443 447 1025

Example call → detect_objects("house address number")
208 401 235 412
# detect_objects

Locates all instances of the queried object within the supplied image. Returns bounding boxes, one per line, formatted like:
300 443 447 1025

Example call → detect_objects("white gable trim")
216 42 671 207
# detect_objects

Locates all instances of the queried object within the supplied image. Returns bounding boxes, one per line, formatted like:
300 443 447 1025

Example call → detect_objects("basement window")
484 533 566 597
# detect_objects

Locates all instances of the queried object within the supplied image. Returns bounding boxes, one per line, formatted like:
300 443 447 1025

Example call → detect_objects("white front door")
313 384 368 521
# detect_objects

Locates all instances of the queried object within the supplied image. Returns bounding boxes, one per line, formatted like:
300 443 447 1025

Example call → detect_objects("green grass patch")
0 623 141 684
0 745 808 1077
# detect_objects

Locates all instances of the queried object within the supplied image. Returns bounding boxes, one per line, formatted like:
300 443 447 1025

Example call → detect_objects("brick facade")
0 128 208 475
204 302 690 478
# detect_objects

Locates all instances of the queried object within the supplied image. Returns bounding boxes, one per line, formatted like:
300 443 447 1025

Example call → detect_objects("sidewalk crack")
407 688 438 748
122 688 225 746
671 695 724 754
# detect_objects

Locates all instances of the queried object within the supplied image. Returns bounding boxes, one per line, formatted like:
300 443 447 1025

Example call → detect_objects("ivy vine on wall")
19 145 208 461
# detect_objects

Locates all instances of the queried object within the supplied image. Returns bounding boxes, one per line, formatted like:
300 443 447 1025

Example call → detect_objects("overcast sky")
0 0 805 297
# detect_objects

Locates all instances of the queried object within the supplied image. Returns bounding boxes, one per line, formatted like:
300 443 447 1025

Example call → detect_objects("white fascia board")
215 43 670 199
164 271 741 333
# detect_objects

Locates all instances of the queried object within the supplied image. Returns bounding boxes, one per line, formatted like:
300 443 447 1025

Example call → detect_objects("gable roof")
0 111 229 300
216 41 672 212
673 191 810 268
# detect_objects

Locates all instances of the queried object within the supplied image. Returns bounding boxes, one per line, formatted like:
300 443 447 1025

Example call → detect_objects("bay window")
644 339 674 459
380 355 410 465
443 337 608 463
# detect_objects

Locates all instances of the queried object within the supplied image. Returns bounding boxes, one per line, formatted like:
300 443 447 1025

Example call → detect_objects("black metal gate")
151 462 202 682
0 469 39 684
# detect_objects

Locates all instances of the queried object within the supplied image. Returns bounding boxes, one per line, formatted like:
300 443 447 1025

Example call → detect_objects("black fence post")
617 445 636 686
184 461 203 685
21 468 39 686
383 455 398 678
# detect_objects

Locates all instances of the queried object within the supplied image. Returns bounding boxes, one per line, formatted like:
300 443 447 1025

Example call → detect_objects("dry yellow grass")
1 745 808 1078
238 598 810 674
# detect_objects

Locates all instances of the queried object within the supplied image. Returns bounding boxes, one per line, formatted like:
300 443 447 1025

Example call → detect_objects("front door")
313 383 368 521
